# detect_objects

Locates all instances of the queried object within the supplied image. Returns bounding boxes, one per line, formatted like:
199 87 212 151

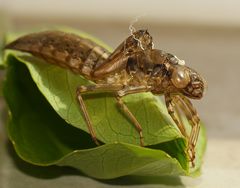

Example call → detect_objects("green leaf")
3 28 207 179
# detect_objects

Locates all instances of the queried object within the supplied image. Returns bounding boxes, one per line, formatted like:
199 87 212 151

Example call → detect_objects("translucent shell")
171 66 190 88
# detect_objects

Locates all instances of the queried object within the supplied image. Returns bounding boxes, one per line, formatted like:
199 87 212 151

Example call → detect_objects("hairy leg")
116 86 151 146
165 93 199 167
165 94 188 138
76 84 149 146
178 96 200 147
115 96 144 146
76 84 123 145
174 95 200 166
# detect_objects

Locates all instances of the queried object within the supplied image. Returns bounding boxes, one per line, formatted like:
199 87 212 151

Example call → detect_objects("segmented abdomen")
5 31 111 79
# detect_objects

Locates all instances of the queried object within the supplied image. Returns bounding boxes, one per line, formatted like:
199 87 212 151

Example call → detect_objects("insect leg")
164 94 188 138
76 92 99 145
165 94 198 166
178 96 200 148
115 96 144 146
115 86 151 146
76 84 123 145
77 84 123 94
174 95 200 166
117 85 151 97
173 98 196 166
77 84 149 146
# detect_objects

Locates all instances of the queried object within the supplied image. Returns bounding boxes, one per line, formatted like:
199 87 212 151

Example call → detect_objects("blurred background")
0 0 240 187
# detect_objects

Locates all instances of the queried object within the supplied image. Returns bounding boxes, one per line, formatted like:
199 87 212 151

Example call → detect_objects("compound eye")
171 67 190 88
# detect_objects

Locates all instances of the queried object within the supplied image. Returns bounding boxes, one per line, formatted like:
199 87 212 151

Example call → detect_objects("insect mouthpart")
184 72 205 99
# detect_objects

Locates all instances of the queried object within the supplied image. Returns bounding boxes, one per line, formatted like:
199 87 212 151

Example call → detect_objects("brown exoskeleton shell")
5 29 206 167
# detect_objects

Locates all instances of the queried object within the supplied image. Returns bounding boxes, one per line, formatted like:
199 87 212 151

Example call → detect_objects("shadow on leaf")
7 141 185 187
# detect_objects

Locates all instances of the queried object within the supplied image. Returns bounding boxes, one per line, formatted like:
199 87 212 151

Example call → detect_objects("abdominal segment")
5 31 111 79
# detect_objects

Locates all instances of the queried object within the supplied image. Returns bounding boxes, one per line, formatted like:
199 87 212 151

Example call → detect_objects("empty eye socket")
171 67 190 88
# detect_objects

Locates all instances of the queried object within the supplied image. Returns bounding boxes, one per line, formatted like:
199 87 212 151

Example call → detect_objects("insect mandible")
5 29 206 166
